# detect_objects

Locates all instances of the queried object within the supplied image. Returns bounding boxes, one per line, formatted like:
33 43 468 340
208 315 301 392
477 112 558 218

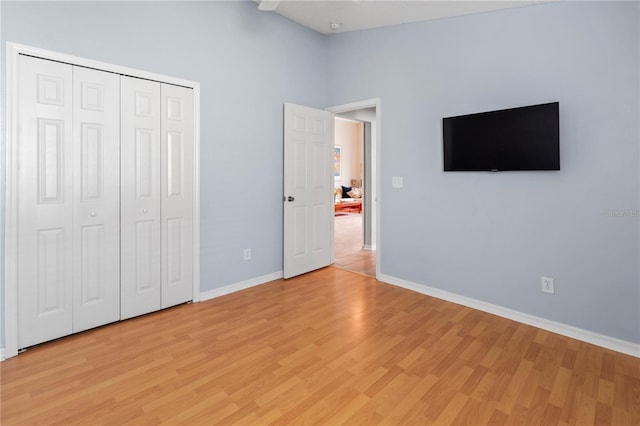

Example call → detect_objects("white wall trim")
191 83 201 303
4 42 21 360
379 273 640 358
327 99 380 114
3 42 201 359
6 42 198 88
199 271 283 302
1 348 5 362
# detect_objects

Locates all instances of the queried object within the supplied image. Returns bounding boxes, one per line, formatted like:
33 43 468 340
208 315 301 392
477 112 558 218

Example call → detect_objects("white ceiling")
256 1 549 35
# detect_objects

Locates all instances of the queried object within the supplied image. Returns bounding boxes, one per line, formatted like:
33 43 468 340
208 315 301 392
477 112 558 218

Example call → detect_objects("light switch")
392 176 403 188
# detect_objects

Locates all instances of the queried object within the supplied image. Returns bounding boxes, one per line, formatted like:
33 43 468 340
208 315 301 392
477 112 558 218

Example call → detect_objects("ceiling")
255 0 549 35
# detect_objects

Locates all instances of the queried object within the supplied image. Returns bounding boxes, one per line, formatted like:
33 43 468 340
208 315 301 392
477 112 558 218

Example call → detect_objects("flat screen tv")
442 102 560 171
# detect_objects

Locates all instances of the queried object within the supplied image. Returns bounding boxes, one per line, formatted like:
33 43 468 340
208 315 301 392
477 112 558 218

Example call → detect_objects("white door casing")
283 103 334 279
326 99 381 279
161 83 194 308
72 66 121 332
17 55 74 348
120 76 162 320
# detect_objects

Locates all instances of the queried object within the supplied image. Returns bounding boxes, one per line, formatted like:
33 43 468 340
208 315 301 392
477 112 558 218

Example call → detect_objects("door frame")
3 42 202 359
326 98 381 279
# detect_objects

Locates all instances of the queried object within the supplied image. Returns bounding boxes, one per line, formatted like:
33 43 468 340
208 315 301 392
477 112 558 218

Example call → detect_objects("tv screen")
443 102 560 171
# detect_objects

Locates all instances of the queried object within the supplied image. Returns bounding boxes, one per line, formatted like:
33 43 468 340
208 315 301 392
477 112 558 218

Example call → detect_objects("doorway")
328 100 379 278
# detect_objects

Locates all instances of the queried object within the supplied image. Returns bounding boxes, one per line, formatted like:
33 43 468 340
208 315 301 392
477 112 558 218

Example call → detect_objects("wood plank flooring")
1 267 638 425
334 213 375 277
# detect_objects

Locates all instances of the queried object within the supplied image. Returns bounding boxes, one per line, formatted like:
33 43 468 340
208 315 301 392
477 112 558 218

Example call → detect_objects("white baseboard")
199 271 283 302
378 273 640 358
363 244 376 250
1 348 5 362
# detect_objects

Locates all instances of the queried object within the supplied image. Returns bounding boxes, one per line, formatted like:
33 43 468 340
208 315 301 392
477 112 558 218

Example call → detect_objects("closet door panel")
72 66 121 332
17 55 74 348
121 76 162 320
161 84 194 308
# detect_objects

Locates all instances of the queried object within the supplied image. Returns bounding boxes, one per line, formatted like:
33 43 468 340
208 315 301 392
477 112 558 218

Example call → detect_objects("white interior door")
72 66 121 332
17 55 74 348
283 103 333 279
120 76 162 320
160 83 194 308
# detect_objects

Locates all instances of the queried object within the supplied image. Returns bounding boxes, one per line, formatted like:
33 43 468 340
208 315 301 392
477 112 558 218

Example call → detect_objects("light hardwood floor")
1 267 638 425
334 212 375 277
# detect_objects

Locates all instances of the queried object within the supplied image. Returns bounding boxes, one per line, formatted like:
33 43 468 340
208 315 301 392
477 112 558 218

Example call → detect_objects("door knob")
90 211 97 217
142 208 148 214
287 196 295 202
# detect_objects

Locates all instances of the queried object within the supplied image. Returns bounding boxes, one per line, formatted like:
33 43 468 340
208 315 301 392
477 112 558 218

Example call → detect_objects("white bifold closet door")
72 66 121 332
160 83 194 308
120 77 162 320
17 55 121 348
120 77 194 319
17 56 194 349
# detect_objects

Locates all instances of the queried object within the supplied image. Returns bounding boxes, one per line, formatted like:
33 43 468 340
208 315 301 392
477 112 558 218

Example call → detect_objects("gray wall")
0 1 326 345
326 1 639 343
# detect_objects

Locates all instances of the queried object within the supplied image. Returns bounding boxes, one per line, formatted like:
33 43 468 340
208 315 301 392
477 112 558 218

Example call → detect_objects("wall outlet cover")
542 276 554 294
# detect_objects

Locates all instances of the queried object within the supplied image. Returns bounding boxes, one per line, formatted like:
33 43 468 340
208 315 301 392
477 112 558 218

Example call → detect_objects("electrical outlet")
243 248 251 261
541 276 554 294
